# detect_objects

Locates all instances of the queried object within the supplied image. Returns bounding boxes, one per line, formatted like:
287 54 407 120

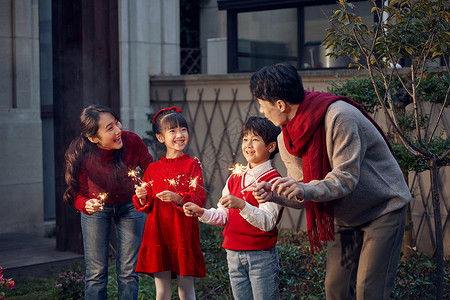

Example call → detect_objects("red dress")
133 153 206 277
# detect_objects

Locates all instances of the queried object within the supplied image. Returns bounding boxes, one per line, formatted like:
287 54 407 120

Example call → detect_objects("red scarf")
282 91 391 254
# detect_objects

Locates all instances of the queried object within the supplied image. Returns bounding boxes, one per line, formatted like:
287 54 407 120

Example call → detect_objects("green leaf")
405 46 415 55
389 0 399 7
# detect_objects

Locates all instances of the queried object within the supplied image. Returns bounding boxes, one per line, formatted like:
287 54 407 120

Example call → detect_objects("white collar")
245 160 273 180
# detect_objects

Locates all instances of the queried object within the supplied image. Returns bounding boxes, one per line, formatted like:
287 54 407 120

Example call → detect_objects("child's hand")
85 198 103 214
135 186 148 205
156 190 183 206
219 195 245 210
183 202 204 217
247 181 273 203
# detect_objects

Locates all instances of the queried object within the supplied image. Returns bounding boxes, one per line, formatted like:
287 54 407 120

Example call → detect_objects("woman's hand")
85 198 103 214
156 190 183 206
183 202 204 217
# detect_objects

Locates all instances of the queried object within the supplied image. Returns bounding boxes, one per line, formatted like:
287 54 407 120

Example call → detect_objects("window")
218 0 373 73
237 8 298 72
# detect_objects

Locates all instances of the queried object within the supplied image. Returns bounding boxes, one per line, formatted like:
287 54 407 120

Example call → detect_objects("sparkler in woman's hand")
96 192 107 210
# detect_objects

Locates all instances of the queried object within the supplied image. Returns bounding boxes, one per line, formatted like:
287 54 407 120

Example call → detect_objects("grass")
3 224 449 299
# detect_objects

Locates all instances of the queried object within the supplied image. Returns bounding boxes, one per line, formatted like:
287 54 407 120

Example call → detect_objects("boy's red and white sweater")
200 160 283 251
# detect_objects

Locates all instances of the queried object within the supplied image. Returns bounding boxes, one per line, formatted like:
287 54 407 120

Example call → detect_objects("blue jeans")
81 200 144 300
226 247 280 300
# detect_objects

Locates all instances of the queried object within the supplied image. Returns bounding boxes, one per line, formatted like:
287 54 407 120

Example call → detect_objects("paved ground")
0 233 83 278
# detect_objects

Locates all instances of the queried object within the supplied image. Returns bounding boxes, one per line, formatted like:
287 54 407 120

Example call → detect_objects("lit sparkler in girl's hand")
229 163 246 176
167 178 178 191
188 176 209 194
128 169 148 188
189 176 199 189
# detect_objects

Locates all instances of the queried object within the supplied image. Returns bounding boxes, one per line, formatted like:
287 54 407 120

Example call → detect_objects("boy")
184 116 283 300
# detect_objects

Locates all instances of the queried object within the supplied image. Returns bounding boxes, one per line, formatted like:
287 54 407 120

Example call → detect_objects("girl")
63 104 153 300
133 107 206 300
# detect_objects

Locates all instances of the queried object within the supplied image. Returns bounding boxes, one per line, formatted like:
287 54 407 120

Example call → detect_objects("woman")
63 104 153 299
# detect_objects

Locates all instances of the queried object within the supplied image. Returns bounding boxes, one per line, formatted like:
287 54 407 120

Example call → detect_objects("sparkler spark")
128 169 149 188
189 176 199 189
229 163 246 176
128 169 141 183
97 192 107 210
189 175 209 194
166 178 179 192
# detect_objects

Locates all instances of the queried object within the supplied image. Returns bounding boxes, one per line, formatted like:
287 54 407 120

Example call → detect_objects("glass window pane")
237 8 297 72
303 2 373 69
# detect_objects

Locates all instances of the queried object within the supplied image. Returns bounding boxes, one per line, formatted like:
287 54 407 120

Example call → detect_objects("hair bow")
152 106 182 124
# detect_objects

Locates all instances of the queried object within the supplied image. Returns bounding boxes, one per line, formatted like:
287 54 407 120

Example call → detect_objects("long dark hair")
63 104 124 205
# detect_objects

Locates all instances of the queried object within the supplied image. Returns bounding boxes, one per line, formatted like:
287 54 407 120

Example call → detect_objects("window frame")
220 0 375 73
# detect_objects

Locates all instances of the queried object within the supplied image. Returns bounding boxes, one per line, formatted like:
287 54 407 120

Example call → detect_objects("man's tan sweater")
278 100 411 227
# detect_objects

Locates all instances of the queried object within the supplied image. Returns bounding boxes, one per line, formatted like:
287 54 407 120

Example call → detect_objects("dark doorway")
52 0 120 253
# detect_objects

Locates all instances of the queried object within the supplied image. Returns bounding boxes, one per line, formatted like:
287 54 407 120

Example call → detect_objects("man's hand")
247 181 273 204
272 177 304 200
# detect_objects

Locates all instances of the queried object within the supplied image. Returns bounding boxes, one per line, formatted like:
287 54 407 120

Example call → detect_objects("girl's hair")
250 63 305 105
241 116 281 159
152 107 189 135
63 104 124 205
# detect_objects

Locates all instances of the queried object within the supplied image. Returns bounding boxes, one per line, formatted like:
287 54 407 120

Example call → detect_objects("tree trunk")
430 157 443 299
400 169 414 262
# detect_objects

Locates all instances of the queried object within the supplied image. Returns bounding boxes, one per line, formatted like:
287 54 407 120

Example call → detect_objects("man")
249 63 410 300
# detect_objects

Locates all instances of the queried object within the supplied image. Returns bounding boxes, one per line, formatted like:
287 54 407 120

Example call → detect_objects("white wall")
200 0 227 74
0 0 44 235
118 0 180 138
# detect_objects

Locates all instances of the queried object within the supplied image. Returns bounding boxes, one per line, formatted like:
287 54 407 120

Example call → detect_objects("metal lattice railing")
149 85 307 231
181 48 201 75
149 75 449 255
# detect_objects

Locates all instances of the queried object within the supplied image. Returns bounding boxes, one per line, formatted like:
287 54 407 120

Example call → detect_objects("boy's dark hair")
241 116 281 159
250 63 305 105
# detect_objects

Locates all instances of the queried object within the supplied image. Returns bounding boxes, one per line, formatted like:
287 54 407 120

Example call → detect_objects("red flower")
6 280 14 290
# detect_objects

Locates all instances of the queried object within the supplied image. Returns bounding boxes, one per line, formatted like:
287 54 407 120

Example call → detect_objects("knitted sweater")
75 131 153 214
278 101 411 227
200 160 283 251
132 154 206 277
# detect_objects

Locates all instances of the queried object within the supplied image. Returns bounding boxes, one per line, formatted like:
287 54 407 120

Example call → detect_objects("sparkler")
97 192 107 210
188 176 209 194
229 163 246 176
166 178 178 192
128 169 149 188
189 176 199 189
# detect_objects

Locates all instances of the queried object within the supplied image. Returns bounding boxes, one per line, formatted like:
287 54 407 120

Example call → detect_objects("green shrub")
4 227 448 299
